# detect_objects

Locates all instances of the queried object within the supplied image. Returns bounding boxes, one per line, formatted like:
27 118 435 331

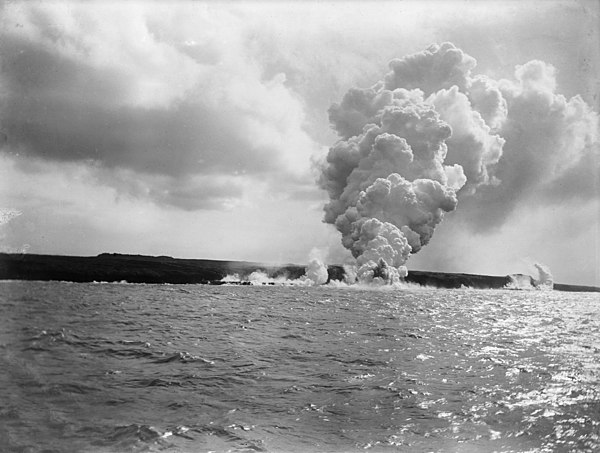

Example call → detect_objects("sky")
0 0 598 286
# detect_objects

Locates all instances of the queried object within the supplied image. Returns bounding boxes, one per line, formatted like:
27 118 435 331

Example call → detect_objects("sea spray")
304 248 329 285
304 258 328 285
505 264 554 290
219 250 329 286
533 263 554 290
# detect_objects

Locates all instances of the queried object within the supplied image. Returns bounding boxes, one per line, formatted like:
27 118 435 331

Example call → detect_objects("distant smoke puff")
221 273 241 283
247 270 268 283
534 263 554 290
304 258 328 285
343 263 358 284
303 248 329 285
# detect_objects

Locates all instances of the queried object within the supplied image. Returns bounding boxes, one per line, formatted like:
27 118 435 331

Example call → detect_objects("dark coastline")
0 253 598 292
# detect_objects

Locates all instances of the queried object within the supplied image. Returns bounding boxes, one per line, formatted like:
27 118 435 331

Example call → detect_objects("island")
0 253 598 292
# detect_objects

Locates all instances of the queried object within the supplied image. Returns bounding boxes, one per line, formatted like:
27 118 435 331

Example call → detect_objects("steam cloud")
319 43 598 284
220 249 329 286
304 248 329 285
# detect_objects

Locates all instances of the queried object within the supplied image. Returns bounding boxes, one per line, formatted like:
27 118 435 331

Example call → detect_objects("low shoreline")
0 253 597 292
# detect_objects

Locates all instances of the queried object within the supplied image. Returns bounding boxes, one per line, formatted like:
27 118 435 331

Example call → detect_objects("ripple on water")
0 282 598 452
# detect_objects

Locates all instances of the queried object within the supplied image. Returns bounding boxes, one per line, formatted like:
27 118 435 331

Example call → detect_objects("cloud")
0 152 338 262
431 0 600 106
385 42 476 96
459 60 599 230
429 85 505 190
409 198 600 286
319 40 598 283
0 2 319 210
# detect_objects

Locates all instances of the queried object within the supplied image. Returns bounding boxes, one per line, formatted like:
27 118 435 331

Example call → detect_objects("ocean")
0 281 598 453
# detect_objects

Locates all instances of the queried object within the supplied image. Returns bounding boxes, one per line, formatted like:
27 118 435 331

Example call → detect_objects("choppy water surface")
0 282 598 452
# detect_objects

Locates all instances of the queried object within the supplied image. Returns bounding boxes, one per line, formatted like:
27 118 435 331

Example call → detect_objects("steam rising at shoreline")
220 249 329 286
319 43 598 284
533 263 554 290
304 248 329 285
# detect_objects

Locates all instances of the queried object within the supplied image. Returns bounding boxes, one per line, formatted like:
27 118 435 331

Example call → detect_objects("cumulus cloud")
384 42 476 96
429 86 504 191
460 59 599 230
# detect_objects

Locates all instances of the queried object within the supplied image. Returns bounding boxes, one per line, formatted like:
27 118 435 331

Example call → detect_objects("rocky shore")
0 253 597 292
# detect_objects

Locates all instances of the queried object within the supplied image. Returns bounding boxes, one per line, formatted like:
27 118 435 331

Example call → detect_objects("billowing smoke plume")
320 43 498 283
319 42 598 284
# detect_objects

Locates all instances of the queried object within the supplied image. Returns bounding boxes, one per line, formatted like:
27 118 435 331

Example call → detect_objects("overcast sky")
1 0 598 286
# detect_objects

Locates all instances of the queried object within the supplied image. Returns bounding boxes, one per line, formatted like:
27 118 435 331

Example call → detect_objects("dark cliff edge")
0 253 598 292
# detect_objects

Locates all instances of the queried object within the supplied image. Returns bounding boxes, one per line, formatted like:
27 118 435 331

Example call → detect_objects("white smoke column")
319 43 495 284
533 263 554 290
303 248 329 285
304 258 328 285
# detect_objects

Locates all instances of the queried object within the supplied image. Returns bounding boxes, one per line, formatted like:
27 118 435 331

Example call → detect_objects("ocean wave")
152 351 215 364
